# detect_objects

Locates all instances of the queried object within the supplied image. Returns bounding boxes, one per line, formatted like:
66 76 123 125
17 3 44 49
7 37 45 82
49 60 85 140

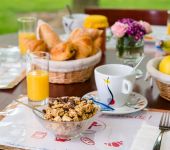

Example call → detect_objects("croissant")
91 36 103 54
50 41 76 61
68 28 103 57
70 37 93 59
84 28 103 54
21 38 47 52
68 28 93 59
84 28 103 39
69 28 90 38
37 20 61 50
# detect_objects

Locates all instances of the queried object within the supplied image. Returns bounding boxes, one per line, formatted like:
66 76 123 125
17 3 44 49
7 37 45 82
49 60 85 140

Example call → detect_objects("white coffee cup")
62 13 88 34
95 64 136 108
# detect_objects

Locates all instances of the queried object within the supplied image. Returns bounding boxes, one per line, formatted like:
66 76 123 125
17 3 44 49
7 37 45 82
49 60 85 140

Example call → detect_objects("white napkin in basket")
130 124 170 150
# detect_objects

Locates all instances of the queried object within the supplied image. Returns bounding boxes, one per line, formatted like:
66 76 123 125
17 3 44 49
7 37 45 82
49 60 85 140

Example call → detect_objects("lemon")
159 56 170 75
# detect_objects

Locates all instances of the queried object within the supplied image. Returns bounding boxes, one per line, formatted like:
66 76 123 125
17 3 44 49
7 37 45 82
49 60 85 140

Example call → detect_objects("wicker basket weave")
49 67 93 84
147 57 170 101
48 51 102 84
156 80 170 101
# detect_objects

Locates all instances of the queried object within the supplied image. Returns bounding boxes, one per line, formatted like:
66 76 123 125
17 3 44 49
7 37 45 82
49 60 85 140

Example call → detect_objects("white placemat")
0 97 165 150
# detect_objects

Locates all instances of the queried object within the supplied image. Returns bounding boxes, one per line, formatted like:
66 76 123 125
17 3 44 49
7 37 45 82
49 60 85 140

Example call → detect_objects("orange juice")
19 32 36 55
27 70 49 101
167 23 170 35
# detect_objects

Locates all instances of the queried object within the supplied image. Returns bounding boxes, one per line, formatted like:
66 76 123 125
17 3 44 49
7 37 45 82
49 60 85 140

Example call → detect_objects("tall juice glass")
167 10 170 35
18 17 37 56
26 51 50 106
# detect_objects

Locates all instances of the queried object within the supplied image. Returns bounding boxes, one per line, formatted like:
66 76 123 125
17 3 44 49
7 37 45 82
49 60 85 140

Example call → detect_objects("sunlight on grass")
0 0 170 34
0 13 17 34
0 0 71 12
100 0 170 9
0 0 71 34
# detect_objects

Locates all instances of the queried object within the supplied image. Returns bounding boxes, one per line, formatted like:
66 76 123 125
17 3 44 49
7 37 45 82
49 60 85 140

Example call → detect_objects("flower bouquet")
111 18 152 60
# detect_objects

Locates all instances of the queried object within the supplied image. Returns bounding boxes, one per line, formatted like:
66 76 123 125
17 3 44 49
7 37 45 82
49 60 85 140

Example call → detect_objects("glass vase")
116 36 144 78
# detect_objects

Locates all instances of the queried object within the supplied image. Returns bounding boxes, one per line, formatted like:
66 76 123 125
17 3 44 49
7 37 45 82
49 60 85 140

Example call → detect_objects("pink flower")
139 21 152 34
111 22 128 38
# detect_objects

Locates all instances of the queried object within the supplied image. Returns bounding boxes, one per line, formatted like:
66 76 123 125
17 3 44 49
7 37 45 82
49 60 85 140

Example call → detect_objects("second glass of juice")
167 10 170 35
18 17 37 56
26 51 50 106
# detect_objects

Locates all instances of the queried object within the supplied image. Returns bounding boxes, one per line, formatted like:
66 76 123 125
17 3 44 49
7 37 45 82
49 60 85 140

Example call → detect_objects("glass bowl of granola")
33 96 99 139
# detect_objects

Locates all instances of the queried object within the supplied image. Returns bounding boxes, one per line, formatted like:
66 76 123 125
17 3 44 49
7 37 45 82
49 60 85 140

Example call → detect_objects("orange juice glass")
167 10 170 35
26 51 49 106
167 23 170 35
18 17 37 56
19 32 36 55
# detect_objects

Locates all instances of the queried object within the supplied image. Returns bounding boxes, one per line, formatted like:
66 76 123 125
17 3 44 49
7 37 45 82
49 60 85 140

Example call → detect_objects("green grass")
100 0 170 9
0 0 170 34
0 0 71 12
0 0 71 34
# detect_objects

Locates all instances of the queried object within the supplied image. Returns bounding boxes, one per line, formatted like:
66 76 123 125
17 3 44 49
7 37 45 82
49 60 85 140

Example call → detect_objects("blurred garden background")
1 0 170 34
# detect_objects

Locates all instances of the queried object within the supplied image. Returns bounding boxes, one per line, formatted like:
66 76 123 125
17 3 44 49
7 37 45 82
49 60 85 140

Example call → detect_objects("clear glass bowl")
33 106 99 139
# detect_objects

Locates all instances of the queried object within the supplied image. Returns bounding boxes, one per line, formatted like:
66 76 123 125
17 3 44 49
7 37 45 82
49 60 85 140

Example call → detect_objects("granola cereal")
43 96 99 122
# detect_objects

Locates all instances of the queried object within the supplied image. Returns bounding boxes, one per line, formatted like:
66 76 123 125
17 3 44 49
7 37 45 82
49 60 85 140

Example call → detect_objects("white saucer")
83 91 148 115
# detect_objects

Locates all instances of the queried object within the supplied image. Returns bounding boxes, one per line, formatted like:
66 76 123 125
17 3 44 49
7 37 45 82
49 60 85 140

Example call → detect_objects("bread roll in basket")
147 57 170 101
36 20 102 84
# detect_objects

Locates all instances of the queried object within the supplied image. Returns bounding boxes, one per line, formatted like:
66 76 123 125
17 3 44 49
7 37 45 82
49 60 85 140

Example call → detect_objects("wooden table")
0 32 170 111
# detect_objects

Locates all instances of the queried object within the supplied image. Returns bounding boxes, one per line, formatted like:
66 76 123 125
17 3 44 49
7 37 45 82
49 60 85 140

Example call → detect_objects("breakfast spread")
2 12 170 149
43 96 99 122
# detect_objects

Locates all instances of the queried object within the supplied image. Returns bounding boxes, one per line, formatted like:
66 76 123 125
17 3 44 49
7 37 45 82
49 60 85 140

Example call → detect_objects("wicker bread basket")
147 57 170 101
48 51 102 84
